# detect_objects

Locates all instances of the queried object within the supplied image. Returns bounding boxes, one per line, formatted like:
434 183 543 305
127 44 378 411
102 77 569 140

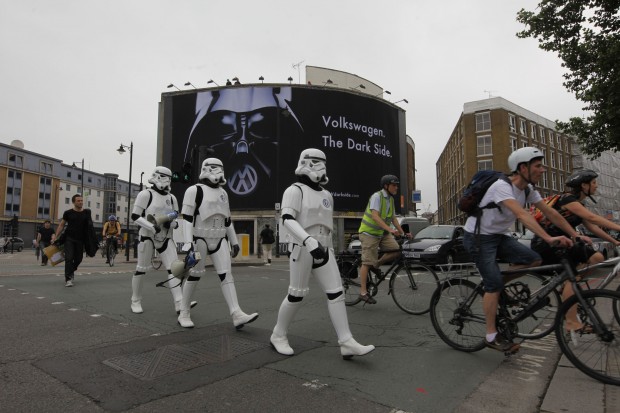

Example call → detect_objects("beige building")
437 97 574 226
1 140 139 243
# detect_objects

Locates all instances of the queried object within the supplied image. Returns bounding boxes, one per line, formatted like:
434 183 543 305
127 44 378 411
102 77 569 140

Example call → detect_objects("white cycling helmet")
148 166 173 191
294 148 328 185
199 158 226 186
507 147 543 172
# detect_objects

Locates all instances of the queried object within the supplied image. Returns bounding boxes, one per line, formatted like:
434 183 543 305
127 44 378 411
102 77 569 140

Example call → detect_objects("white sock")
486 332 497 342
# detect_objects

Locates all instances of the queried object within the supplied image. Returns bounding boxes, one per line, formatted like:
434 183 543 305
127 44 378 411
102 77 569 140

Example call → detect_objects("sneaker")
485 335 519 353
359 293 376 304
65 280 73 287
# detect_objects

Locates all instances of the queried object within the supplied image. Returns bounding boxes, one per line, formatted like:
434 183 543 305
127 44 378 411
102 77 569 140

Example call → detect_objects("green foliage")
517 0 620 157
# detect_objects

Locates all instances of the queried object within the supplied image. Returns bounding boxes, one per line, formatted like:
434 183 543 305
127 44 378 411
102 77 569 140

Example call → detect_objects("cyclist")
102 215 121 263
531 169 620 332
462 147 589 353
357 175 410 304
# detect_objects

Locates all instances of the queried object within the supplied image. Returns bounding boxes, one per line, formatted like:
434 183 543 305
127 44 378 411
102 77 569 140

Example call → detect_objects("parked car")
577 225 618 259
1 237 24 252
517 230 535 249
402 225 470 266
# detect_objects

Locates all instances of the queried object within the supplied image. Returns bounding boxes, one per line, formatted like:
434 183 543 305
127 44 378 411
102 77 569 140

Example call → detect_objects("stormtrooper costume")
130 166 186 314
270 149 375 359
177 158 259 329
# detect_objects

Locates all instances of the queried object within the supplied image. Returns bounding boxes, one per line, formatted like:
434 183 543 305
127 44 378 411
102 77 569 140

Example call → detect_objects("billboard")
160 85 405 211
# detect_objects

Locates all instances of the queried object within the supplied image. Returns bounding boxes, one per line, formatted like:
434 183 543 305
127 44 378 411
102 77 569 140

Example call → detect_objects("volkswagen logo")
228 164 259 195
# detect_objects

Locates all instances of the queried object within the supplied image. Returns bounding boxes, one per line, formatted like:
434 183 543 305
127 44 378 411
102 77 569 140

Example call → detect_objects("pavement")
0 249 619 412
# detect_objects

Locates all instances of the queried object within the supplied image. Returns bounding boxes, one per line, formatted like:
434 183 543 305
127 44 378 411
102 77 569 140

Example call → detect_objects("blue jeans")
463 231 541 292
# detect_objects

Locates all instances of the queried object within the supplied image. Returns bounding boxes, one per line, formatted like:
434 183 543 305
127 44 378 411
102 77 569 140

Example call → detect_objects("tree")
517 0 620 157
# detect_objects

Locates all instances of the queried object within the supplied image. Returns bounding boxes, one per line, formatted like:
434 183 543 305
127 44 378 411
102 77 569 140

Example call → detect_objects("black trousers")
64 237 84 280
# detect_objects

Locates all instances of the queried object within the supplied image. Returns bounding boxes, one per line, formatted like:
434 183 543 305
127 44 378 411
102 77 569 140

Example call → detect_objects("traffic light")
182 162 192 183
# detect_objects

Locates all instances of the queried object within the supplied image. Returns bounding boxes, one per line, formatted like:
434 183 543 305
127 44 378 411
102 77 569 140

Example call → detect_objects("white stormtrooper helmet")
199 158 226 186
295 148 328 185
148 166 172 191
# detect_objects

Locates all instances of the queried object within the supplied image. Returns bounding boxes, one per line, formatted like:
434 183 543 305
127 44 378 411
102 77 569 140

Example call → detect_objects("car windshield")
415 226 453 240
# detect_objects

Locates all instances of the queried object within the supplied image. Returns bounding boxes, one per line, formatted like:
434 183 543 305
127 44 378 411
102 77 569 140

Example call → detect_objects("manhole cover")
102 334 268 380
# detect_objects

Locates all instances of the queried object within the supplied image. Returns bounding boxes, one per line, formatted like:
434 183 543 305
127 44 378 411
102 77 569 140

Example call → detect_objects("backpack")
529 194 561 225
458 170 513 216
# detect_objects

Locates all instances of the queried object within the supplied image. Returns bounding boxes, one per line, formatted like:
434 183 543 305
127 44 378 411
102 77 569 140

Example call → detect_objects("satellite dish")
10 140 24 149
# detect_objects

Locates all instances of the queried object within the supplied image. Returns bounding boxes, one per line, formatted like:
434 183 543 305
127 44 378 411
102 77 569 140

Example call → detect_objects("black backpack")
458 170 512 217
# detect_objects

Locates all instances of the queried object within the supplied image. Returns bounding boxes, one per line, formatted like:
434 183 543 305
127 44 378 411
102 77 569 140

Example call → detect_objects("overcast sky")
0 0 584 213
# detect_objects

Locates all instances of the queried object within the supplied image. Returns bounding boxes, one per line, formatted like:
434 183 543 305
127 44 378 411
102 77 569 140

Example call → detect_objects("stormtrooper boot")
168 275 198 314
328 294 375 359
220 277 258 330
177 279 199 328
270 298 302 356
131 273 144 314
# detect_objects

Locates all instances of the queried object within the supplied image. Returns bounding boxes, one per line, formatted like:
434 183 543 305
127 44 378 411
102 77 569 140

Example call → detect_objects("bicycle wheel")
389 262 439 315
506 273 561 340
430 278 486 352
342 276 362 306
108 246 116 267
152 253 163 270
555 289 620 385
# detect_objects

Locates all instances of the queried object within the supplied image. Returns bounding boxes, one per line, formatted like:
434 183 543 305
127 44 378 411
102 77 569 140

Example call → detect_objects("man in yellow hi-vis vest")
358 175 410 304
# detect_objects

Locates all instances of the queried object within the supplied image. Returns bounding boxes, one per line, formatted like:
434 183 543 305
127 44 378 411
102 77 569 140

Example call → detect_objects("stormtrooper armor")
270 149 374 359
148 166 173 191
199 158 226 186
130 166 186 315
294 148 329 185
177 158 258 329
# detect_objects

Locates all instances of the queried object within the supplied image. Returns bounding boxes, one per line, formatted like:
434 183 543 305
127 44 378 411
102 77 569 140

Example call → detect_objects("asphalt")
0 250 619 412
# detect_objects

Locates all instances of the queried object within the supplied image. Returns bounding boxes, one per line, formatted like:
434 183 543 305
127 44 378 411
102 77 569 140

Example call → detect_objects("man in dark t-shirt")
37 220 55 266
55 194 91 287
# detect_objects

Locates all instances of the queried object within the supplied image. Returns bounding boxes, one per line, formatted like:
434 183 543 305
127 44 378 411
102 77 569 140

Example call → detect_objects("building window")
558 153 563 170
8 153 24 168
549 131 555 147
530 124 537 140
96 214 100 221
550 152 556 168
551 172 557 190
65 197 70 204
96 202 100 208
564 138 570 151
521 140 528 148
510 136 517 152
97 190 101 197
40 161 53 174
541 171 548 188
519 119 527 136
509 114 516 133
478 160 493 171
67 171 72 178
88 176 92 183
66 184 71 191
475 112 491 132
477 135 492 156
559 174 564 189
542 148 547 165
556 135 562 150
37 176 53 219
5 168 22 216
539 127 546 144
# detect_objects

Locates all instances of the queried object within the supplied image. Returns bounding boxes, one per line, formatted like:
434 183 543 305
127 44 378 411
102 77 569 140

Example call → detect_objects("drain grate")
102 335 269 380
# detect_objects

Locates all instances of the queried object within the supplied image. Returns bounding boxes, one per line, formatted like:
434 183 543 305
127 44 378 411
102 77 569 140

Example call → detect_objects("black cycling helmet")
565 169 598 188
566 169 598 203
380 175 399 187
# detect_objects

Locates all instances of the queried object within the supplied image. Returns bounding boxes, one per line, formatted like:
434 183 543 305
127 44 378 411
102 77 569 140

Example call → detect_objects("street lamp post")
72 159 84 195
117 142 133 262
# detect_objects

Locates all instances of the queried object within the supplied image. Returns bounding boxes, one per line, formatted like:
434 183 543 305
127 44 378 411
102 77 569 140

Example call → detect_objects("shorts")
463 231 541 292
531 236 597 267
360 232 399 267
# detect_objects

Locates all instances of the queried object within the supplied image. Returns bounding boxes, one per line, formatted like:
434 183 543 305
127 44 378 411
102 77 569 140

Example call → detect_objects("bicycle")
429 256 620 385
105 236 118 267
337 247 440 315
